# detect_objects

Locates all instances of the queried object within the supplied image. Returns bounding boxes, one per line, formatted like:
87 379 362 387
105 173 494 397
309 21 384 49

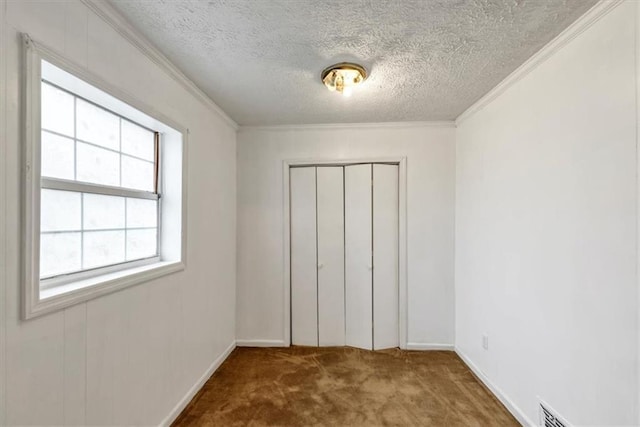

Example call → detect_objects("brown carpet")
173 346 519 427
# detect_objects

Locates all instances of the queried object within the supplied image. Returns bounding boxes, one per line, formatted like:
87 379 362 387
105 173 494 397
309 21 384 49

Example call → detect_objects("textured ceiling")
110 0 597 126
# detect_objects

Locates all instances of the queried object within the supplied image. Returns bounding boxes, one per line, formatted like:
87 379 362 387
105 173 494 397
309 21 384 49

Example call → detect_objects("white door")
290 167 318 346
317 167 345 346
344 164 373 350
373 164 399 349
291 163 399 350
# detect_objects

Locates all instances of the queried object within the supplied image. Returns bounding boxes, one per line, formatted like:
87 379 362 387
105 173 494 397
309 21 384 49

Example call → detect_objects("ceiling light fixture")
321 62 367 97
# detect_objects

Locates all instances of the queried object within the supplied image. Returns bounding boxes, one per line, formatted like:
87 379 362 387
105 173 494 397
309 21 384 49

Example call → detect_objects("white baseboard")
159 340 236 427
455 348 534 427
235 339 288 347
406 342 455 351
236 341 453 350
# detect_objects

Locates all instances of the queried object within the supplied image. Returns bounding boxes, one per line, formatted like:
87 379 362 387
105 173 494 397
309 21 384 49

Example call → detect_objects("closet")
290 163 399 350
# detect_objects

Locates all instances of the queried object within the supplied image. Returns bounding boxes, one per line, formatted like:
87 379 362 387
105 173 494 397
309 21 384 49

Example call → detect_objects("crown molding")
80 0 238 131
455 0 624 126
239 120 456 132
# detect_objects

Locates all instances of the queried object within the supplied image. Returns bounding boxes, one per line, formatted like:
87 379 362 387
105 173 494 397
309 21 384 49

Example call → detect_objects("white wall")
236 124 455 348
0 1 237 425
455 1 638 425
4 0 637 425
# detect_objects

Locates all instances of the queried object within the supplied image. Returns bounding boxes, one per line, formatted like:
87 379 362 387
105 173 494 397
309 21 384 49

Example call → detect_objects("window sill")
25 261 184 319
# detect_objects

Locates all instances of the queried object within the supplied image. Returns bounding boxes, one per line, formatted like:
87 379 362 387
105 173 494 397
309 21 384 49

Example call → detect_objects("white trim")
283 157 409 349
636 1 640 424
22 33 41 322
283 162 291 346
40 256 160 289
42 178 159 200
159 341 236 427
455 348 535 427
235 340 288 347
30 261 184 319
79 0 238 131
406 343 454 351
22 35 188 319
240 121 455 132
455 0 624 126
398 159 408 350
0 0 7 423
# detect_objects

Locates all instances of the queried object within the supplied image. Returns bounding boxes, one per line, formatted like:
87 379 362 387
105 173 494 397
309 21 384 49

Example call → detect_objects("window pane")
76 142 120 186
83 230 125 269
83 193 125 230
41 189 81 232
41 82 74 137
38 75 165 282
126 198 157 228
76 98 119 151
121 155 154 192
126 229 157 261
122 120 154 161
41 131 75 180
40 232 81 278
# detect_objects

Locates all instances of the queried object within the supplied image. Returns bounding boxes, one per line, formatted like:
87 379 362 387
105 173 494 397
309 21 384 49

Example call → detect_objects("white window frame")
22 34 188 320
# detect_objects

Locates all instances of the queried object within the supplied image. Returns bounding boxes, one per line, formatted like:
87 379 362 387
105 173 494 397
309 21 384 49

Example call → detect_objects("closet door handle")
318 263 325 269
367 264 373 270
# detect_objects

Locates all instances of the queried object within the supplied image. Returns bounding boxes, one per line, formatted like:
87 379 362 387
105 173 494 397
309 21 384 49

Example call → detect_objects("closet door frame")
283 157 408 349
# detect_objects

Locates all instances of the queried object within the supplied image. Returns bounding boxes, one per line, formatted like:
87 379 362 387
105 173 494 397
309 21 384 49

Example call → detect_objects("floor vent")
539 401 569 427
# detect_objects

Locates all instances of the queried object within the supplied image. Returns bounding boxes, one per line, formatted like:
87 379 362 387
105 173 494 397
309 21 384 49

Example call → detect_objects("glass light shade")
321 63 367 96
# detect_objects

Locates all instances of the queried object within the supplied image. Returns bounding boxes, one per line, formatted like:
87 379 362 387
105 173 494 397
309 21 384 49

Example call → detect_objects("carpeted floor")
173 346 519 426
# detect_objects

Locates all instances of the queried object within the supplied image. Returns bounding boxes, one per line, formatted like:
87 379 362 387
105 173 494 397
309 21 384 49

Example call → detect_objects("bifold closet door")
316 167 345 346
292 163 398 350
373 164 399 350
344 164 373 350
290 167 318 346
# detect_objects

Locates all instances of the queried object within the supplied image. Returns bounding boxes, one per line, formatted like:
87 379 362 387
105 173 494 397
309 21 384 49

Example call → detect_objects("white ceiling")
110 0 597 126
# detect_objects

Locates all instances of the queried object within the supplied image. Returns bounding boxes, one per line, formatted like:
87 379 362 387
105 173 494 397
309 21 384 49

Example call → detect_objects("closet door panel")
373 164 399 349
344 164 373 350
290 167 318 346
317 167 345 346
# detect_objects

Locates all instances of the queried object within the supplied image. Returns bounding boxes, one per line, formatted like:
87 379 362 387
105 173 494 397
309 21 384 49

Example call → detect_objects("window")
23 34 186 319
40 82 161 284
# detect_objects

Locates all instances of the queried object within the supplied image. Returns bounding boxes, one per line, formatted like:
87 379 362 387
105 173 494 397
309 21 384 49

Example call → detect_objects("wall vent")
539 400 570 427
